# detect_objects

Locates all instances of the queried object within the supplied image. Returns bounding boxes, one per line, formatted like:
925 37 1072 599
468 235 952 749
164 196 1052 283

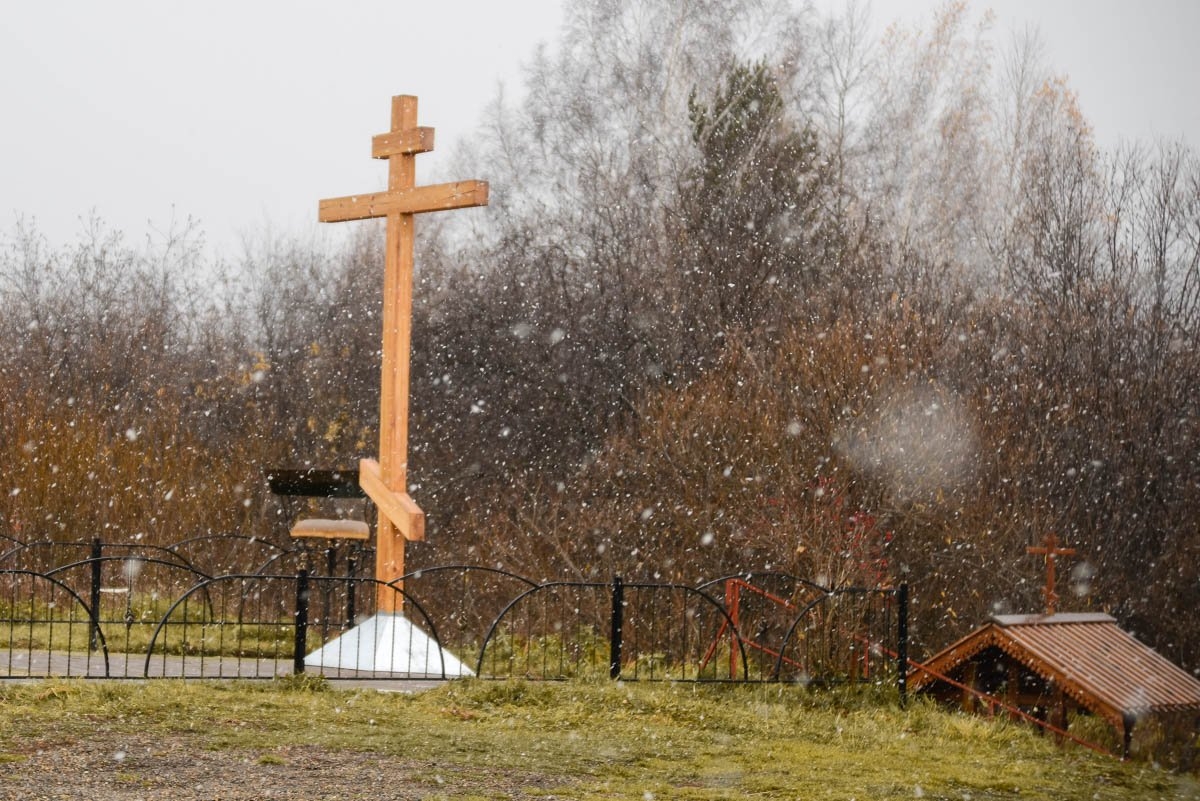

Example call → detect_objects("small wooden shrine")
910 535 1200 759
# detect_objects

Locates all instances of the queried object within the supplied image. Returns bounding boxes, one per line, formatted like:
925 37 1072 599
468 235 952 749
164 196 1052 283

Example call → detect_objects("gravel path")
0 733 566 800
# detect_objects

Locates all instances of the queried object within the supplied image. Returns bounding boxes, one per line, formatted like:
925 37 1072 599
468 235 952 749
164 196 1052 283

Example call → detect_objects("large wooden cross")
1026 532 1076 616
319 95 488 613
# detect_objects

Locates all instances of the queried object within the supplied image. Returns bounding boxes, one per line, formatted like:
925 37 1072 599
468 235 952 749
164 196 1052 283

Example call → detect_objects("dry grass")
0 678 1193 800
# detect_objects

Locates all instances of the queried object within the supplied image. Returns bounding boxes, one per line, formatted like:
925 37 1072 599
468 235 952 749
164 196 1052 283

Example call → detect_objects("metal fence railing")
0 536 909 695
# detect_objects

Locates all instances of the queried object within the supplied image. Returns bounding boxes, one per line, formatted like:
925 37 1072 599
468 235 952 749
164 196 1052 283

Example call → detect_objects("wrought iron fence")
0 535 908 695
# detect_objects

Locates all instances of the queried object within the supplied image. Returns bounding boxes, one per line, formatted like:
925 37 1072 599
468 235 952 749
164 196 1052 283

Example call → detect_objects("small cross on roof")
1027 532 1076 616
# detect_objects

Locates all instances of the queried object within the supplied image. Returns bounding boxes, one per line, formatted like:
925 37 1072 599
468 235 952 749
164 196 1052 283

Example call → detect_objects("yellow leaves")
229 352 272 388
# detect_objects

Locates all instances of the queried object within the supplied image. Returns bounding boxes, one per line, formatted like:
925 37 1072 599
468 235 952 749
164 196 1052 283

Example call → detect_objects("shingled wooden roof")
910 613 1200 727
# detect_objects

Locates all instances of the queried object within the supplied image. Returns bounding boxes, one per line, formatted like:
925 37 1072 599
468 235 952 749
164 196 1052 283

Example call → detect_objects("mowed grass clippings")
0 678 1195 800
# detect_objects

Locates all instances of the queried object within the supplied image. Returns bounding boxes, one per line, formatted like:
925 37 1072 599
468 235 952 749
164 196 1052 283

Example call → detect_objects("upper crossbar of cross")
318 95 487 613
320 103 487 225
1027 532 1076 616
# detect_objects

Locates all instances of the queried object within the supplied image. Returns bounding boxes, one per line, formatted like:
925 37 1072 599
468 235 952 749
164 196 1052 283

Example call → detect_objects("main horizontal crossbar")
319 180 488 222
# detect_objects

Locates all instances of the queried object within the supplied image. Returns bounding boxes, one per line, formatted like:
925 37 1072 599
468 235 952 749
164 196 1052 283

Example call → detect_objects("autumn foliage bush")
444 291 1199 665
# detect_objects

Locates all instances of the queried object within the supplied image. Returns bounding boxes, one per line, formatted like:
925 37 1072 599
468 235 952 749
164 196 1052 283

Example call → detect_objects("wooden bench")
266 469 371 542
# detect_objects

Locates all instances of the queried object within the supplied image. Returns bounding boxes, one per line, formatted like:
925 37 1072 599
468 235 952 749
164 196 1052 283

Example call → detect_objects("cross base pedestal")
303 612 474 677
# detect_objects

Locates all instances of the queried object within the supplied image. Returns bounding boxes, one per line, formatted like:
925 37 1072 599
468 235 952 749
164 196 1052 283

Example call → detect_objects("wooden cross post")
319 95 488 613
1026 532 1076 616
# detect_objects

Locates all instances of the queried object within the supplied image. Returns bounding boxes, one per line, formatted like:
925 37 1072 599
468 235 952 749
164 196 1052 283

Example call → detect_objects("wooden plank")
372 126 435 158
377 97 419 506
267 469 365 498
377 209 413 499
359 458 425 542
318 180 489 222
375 515 402 614
289 518 370 541
374 95 421 616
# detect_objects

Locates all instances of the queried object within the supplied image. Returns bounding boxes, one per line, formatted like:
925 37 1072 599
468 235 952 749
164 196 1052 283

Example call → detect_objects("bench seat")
289 518 370 541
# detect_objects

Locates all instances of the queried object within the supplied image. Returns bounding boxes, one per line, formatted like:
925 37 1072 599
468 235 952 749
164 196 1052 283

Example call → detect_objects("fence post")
89 538 102 651
345 556 357 627
294 569 309 675
609 575 624 679
897 583 909 707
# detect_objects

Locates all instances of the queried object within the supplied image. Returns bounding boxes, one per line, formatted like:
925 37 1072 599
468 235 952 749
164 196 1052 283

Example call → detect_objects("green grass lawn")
0 678 1195 800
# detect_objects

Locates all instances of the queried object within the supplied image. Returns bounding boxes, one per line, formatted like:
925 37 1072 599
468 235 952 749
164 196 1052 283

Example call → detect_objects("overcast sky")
2 1 1197 259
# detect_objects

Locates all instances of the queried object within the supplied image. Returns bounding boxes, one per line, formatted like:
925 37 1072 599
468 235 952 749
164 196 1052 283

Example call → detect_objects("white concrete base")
304 612 474 677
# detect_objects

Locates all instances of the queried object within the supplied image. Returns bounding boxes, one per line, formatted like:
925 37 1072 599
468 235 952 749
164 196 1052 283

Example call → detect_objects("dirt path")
0 733 566 800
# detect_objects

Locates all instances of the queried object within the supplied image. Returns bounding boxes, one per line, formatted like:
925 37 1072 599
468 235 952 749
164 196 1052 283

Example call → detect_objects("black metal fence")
0 536 908 694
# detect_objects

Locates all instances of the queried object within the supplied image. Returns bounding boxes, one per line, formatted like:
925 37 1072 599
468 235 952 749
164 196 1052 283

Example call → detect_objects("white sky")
2 0 1197 259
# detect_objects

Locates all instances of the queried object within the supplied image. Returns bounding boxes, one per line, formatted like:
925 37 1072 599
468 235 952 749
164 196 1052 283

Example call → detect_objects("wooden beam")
289 518 370 541
359 458 425 542
372 126 435 158
962 662 978 713
267 469 365 498
318 180 489 222
374 95 419 616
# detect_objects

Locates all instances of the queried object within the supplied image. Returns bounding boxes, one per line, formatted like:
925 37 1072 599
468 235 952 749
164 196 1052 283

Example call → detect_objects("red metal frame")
699 577 807 676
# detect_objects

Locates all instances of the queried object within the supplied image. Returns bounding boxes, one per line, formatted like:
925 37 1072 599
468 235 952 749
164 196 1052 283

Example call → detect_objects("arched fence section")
0 569 109 677
691 573 901 684
473 578 753 681
770 587 900 685
142 573 304 679
0 535 908 694
1 539 199 574
45 555 215 676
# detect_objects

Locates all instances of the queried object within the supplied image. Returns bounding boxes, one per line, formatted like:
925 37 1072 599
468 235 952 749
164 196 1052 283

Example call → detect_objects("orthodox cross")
1026 532 1076 616
319 95 488 613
